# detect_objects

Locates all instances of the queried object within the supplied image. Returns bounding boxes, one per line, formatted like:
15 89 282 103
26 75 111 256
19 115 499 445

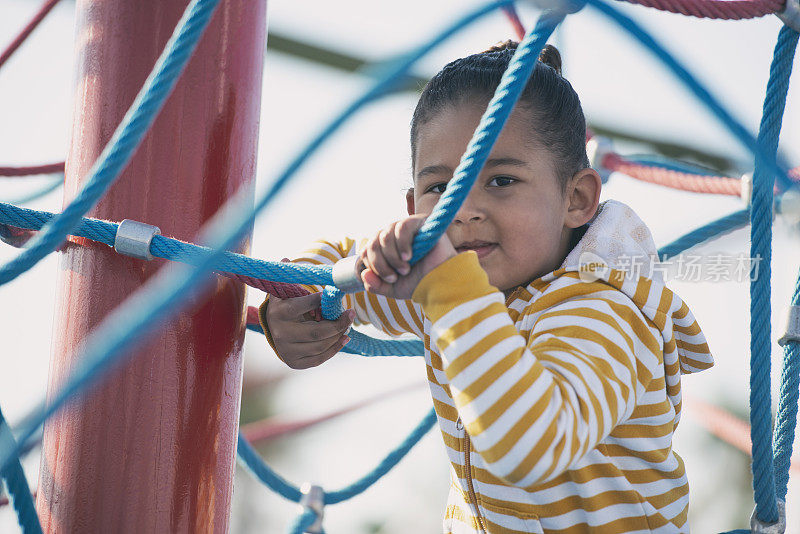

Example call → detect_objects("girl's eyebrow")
416 157 531 181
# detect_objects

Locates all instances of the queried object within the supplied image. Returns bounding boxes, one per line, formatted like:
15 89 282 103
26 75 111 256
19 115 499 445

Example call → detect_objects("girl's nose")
454 196 485 224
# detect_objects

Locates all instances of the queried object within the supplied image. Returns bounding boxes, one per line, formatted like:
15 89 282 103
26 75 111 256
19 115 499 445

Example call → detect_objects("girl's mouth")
456 241 498 259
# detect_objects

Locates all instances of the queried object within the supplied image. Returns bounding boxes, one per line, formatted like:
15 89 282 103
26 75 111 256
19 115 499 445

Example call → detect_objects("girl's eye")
488 176 516 187
426 182 447 194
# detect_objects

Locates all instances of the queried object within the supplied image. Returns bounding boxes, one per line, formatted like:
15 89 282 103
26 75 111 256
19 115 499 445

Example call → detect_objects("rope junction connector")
586 136 613 184
113 219 160 261
299 483 325 533
750 499 786 534
778 305 800 347
777 0 800 32
331 255 364 293
776 186 800 226
741 172 754 205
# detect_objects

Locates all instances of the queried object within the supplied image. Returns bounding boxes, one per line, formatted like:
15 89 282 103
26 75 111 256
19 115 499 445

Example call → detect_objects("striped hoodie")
259 199 714 533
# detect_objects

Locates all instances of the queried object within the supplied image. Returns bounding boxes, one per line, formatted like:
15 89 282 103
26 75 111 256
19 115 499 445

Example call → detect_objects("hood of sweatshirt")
552 199 714 381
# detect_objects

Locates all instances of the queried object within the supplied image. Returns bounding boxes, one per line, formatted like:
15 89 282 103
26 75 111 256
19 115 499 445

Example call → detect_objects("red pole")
35 0 267 531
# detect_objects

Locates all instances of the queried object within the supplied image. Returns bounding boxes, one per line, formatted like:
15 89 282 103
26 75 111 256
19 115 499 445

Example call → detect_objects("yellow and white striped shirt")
260 200 713 533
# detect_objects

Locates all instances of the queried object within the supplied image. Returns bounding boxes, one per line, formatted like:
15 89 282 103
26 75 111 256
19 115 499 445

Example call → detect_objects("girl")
261 42 713 533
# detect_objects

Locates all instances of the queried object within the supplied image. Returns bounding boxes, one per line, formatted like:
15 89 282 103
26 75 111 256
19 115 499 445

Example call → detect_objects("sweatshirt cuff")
258 295 288 364
411 251 496 322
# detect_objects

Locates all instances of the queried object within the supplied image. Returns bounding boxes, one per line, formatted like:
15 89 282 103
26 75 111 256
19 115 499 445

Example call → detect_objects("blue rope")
747 24 797 524
287 510 320 534
237 408 437 531
2 178 62 205
318 6 569 320
0 0 221 287
0 202 334 286
773 269 800 501
0 0 515 477
583 0 797 197
409 10 568 264
657 209 750 260
324 408 437 504
0 406 41 534
247 321 423 359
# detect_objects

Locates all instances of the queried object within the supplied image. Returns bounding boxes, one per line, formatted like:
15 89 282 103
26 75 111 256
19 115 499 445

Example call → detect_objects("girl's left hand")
359 214 456 300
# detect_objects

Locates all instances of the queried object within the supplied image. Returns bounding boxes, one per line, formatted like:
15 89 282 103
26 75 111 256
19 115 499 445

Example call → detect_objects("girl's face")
410 102 593 293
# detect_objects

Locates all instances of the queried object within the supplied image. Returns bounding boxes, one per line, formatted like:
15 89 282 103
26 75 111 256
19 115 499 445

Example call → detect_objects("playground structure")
0 0 799 533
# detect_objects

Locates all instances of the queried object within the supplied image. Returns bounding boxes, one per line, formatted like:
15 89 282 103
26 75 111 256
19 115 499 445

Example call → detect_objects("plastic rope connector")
331 255 364 293
750 498 786 533
586 136 613 184
741 172 754 205
778 305 800 347
778 0 800 31
113 219 161 261
776 186 800 226
299 483 324 533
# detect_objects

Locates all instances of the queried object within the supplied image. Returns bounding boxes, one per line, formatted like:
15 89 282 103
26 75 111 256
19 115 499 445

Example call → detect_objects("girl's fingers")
293 334 350 369
361 268 390 295
379 225 409 276
289 309 354 341
366 237 398 283
396 216 424 262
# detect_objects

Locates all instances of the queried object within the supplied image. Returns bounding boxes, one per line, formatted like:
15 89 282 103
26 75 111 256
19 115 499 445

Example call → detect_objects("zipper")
458 417 486 533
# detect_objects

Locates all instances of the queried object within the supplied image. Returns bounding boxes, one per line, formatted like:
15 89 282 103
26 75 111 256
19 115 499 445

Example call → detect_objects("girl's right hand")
265 292 355 369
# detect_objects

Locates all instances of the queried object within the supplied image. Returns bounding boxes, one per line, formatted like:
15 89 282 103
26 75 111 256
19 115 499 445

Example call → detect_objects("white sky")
1 0 800 532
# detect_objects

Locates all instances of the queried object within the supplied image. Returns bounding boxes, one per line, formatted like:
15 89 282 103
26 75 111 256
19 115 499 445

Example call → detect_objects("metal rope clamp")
114 219 161 261
778 0 800 32
750 499 786 534
299 483 325 534
778 305 800 347
332 255 365 293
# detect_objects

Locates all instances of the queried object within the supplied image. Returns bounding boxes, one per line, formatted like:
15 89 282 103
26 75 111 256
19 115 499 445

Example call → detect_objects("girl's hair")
410 41 589 192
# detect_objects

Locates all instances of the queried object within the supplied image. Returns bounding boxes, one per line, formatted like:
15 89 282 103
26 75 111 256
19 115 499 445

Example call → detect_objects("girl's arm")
412 252 653 488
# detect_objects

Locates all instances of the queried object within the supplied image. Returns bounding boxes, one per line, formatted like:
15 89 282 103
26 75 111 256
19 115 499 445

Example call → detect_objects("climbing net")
1 0 799 532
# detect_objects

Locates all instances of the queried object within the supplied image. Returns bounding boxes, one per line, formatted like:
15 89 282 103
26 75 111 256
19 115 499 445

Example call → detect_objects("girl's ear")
565 168 601 228
406 188 416 215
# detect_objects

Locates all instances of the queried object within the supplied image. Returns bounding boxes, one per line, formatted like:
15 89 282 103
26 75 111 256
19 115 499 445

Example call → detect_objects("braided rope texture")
748 25 797 524
0 0 516 482
773 267 800 500
410 10 564 263
0 0 221 286
621 0 783 19
604 153 742 195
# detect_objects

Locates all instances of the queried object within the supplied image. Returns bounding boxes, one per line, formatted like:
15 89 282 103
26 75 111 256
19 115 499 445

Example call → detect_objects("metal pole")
35 0 267 531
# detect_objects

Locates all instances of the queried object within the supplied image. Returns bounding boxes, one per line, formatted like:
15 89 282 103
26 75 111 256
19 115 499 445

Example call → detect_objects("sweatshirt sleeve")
260 238 424 338
412 251 652 488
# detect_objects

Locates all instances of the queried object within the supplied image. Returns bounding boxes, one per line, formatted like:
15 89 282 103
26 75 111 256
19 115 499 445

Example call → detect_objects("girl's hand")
265 292 355 369
360 214 456 300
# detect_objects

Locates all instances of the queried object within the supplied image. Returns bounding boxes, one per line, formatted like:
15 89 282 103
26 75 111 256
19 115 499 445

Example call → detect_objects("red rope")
0 162 65 177
240 382 425 445
684 395 800 476
0 0 63 70
501 6 526 40
603 153 743 196
619 0 784 19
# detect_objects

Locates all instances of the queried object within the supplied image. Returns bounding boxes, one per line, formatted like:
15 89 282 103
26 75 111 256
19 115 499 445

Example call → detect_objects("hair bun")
482 39 518 54
538 44 562 76
482 41 563 76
